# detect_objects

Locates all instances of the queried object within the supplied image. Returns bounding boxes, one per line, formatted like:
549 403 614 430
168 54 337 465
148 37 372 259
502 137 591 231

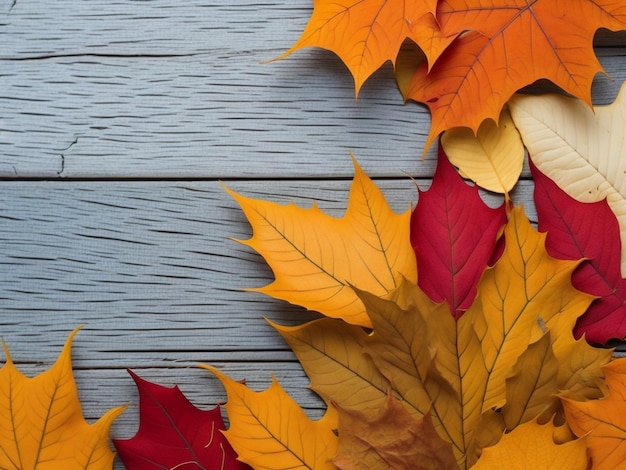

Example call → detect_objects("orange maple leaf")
562 358 626 470
406 0 626 149
277 0 455 95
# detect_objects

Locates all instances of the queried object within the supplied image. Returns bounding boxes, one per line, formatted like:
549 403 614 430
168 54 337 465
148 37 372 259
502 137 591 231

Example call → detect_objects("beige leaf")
508 83 626 274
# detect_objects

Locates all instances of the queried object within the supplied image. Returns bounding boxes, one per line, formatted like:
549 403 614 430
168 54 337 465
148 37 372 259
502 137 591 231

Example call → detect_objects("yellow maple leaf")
562 357 626 470
466 205 591 412
224 157 416 327
0 326 126 470
472 419 589 470
202 365 338 470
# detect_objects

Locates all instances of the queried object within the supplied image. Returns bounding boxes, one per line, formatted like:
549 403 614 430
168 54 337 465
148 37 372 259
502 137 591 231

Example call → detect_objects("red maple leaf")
114 370 251 470
531 159 626 344
411 144 506 318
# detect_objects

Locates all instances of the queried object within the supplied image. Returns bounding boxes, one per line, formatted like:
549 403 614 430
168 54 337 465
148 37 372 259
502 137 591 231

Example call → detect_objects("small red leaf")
531 158 626 344
114 370 251 470
411 144 506 318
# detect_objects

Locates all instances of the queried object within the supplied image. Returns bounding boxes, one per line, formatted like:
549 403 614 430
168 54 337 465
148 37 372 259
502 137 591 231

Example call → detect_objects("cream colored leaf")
441 107 524 194
508 83 626 274
224 156 416 327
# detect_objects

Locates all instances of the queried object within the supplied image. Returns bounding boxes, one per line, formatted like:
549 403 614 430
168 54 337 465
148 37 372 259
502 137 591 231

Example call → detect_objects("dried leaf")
562 358 626 470
411 144 506 318
333 393 457 470
225 156 416 327
472 419 589 470
358 280 487 468
202 366 338 470
0 327 125 470
114 370 249 470
270 317 390 412
407 0 626 149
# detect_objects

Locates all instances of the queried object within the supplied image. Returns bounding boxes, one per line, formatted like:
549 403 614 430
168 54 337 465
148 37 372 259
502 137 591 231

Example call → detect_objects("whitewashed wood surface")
0 1 625 466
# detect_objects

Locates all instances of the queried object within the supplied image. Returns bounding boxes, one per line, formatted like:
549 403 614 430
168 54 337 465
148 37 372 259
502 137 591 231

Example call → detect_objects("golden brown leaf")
358 280 487 468
500 333 559 430
270 317 390 412
333 393 457 470
203 365 338 470
0 327 126 469
224 157 416 327
472 419 589 470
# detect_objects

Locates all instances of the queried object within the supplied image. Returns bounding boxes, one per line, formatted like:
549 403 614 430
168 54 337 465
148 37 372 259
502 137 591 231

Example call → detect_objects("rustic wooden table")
1 1 625 467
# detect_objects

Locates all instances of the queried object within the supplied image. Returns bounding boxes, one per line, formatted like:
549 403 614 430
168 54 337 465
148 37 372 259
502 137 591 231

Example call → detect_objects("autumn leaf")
202 365 338 470
411 144 506 318
114 370 249 470
472 419 589 470
531 158 626 344
277 0 455 95
562 358 626 470
224 156 416 327
333 393 457 470
270 317 390 412
509 83 626 277
441 107 524 194
0 326 125 470
406 0 626 149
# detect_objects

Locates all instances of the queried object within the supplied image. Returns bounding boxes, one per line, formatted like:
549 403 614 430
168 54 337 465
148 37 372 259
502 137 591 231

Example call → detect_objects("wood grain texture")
0 180 530 447
1 1 625 468
1 0 625 178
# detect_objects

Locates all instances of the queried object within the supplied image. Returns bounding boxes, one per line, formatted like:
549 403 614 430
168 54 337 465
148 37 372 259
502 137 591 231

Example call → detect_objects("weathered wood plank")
0 178 531 363
0 179 536 468
1 0 625 178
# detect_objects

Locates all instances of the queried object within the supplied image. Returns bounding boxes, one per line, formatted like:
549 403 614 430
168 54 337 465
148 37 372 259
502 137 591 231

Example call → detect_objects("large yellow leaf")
466 205 590 411
500 333 559 430
508 83 626 274
270 317 390 412
225 157 416 327
203 365 338 470
441 107 524 194
472 419 589 470
562 357 626 470
0 327 126 470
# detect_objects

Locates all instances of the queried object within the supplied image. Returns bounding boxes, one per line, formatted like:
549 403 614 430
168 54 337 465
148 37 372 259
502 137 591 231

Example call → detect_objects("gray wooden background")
1 1 625 466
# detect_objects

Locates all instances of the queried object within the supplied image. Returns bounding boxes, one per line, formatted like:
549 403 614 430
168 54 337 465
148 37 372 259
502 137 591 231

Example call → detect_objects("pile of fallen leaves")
2 1 626 469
